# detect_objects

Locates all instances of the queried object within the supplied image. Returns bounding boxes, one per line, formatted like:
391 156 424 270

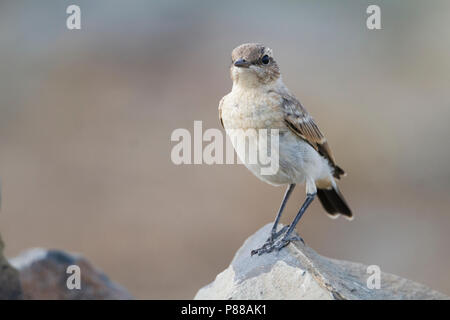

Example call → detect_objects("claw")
251 240 273 256
274 234 304 251
251 226 289 256
251 232 304 256
251 245 272 256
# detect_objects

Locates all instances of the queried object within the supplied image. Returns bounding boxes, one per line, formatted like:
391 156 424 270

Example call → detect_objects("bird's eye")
261 55 270 64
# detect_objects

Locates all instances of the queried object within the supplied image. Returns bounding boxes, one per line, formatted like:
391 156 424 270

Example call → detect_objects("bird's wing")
281 93 345 179
218 96 224 128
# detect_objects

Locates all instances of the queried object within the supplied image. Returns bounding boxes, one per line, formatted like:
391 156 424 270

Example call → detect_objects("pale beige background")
1 1 449 298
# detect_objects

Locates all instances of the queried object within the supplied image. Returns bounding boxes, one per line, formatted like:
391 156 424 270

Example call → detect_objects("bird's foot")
272 234 304 251
250 225 289 256
251 231 304 256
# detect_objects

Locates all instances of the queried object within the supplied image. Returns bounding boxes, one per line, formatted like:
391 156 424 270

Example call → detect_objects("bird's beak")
234 59 250 68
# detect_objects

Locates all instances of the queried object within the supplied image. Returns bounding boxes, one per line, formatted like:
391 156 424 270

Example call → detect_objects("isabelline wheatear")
219 43 352 255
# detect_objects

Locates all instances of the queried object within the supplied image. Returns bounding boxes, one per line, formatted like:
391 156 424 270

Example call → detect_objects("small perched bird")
219 43 352 255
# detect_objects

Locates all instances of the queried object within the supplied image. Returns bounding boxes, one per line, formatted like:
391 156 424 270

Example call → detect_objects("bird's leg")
273 193 316 251
251 193 315 256
268 184 296 241
251 184 295 256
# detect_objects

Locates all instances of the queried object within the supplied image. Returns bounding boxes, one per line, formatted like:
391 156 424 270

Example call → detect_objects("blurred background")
1 0 449 299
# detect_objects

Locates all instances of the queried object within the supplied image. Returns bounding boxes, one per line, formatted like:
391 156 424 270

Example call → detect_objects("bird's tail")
317 186 353 220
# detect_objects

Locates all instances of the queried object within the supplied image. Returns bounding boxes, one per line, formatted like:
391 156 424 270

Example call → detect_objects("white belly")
226 128 333 187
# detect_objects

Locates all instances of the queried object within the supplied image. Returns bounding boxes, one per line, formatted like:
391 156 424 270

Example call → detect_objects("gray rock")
10 248 133 300
0 234 23 299
195 224 449 300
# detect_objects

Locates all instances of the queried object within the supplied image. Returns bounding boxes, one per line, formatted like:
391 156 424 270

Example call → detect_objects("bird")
218 43 353 255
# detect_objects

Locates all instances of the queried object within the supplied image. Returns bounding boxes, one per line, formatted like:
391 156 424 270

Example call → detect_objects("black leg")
269 184 296 240
250 184 296 256
251 192 316 256
274 193 316 251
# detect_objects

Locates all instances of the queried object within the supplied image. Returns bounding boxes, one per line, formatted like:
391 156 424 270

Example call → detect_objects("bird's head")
230 43 280 88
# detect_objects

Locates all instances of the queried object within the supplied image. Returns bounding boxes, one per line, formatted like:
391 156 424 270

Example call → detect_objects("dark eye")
261 55 270 64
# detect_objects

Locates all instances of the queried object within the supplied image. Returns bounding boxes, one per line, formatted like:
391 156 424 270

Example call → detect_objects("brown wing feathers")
282 96 345 179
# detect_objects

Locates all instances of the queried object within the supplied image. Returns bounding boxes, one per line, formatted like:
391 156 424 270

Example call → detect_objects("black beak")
234 59 250 68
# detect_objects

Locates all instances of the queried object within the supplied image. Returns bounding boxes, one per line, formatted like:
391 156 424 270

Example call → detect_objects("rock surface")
195 224 449 300
9 248 133 300
0 235 23 299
